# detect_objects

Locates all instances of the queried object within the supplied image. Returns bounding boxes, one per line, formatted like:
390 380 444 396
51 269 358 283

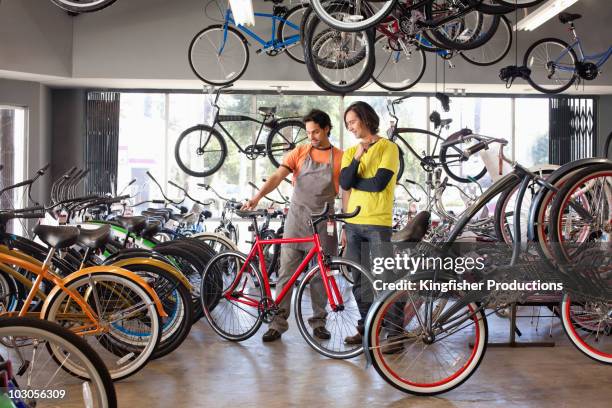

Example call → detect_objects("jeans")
343 223 393 326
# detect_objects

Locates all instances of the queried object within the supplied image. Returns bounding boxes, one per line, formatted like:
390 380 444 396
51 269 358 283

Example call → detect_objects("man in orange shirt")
242 109 343 342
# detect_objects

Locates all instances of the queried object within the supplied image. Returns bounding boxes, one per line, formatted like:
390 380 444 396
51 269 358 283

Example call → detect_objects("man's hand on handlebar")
241 198 259 211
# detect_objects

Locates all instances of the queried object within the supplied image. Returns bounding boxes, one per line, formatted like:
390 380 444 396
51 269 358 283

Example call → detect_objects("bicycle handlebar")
169 180 212 207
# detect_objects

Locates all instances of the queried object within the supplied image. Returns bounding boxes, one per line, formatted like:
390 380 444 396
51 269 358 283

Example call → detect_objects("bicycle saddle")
559 12 581 24
115 216 147 234
34 225 80 249
430 111 452 129
441 128 473 147
258 106 276 115
77 224 111 249
391 211 431 243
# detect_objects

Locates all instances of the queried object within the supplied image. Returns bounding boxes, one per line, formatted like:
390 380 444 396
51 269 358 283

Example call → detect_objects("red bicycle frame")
225 230 347 311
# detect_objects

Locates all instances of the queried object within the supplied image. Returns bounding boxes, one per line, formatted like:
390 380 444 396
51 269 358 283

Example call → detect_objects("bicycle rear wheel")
175 125 228 178
200 251 265 341
439 136 487 183
278 4 308 64
266 120 308 168
524 38 578 94
0 317 116 407
294 258 370 359
188 25 249 85
365 279 487 395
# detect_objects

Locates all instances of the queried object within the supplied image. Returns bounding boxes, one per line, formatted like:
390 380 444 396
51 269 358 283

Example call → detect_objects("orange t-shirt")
282 145 343 194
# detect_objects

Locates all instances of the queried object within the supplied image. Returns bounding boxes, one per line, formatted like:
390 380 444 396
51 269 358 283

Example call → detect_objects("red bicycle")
200 203 374 359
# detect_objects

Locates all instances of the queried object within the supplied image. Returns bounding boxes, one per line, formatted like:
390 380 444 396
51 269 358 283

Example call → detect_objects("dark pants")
343 223 395 327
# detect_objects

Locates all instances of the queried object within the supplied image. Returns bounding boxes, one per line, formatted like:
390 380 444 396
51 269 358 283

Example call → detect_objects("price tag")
327 220 334 236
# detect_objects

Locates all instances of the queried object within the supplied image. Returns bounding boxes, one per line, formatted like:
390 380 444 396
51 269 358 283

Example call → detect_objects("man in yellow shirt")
340 101 401 350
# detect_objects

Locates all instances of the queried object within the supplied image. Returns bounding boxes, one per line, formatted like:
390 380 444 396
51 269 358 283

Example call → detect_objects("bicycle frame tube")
584 46 612 68
227 11 300 50
215 120 267 153
227 232 344 310
554 40 580 72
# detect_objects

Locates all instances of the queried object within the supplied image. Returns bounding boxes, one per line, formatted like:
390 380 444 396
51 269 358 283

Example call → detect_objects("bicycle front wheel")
561 295 611 364
524 38 578 94
460 15 512 66
294 258 371 359
43 273 161 381
200 251 265 341
188 25 249 85
175 125 228 178
372 36 426 91
365 281 487 395
0 317 116 407
278 4 308 64
266 119 308 168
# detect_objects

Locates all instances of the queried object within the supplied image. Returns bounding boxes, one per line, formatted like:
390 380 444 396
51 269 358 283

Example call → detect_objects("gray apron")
283 146 338 253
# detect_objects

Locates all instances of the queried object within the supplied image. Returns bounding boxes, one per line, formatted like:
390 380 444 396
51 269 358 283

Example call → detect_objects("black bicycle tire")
523 37 578 94
266 119 308 168
50 0 117 13
309 0 398 32
393 128 449 181
459 15 512 66
493 0 546 8
372 35 427 91
188 24 250 85
0 316 117 408
278 3 309 64
174 124 228 178
439 141 488 183
424 3 500 51
304 15 376 94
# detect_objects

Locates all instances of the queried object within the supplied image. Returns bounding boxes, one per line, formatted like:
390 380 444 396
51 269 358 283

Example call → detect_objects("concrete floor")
114 306 611 408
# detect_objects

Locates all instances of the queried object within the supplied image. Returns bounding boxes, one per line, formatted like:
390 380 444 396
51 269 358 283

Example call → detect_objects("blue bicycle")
188 0 306 85
524 12 612 94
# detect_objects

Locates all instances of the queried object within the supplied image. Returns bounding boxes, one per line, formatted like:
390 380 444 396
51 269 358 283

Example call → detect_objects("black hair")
344 101 379 134
303 109 332 131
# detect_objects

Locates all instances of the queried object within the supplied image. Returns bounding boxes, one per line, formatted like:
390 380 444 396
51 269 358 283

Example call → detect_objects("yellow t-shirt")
341 138 399 226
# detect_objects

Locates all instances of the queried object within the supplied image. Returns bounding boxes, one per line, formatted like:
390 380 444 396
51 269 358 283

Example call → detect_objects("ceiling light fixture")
515 0 579 31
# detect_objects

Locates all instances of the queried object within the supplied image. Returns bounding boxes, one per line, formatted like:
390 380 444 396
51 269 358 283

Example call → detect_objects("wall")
69 0 612 85
598 95 612 156
0 0 73 77
0 78 52 203
51 89 85 182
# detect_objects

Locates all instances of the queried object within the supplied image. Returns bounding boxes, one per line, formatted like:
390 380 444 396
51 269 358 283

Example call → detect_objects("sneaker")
262 329 282 342
381 335 405 354
313 326 331 340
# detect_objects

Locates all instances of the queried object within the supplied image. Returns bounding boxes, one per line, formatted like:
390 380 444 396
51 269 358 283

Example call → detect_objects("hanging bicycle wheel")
266 119 308 168
50 0 117 13
372 35 426 91
175 124 228 178
304 14 375 94
365 281 488 395
460 15 512 66
200 251 265 341
494 0 546 7
278 3 309 64
439 137 488 183
0 317 116 407
294 258 371 359
561 295 612 364
310 0 397 32
424 2 500 51
188 25 249 85
524 38 578 94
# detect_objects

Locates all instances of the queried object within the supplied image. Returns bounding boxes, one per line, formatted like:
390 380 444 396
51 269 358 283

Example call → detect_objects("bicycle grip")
463 141 488 158
152 199 166 204
197 183 210 190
